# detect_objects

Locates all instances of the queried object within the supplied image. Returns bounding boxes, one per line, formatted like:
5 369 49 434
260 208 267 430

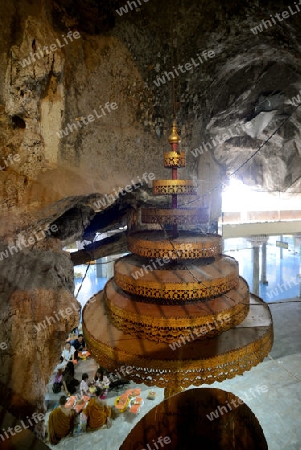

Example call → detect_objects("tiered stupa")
83 122 273 398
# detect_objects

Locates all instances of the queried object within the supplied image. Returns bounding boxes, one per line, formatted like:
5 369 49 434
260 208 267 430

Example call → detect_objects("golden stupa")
83 122 273 398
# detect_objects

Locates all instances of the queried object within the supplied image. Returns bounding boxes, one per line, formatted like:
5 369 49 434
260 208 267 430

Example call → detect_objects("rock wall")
0 237 79 439
1 0 301 220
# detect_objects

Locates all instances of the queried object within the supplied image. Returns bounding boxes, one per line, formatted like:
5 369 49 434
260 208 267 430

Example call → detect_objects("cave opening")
11 115 26 129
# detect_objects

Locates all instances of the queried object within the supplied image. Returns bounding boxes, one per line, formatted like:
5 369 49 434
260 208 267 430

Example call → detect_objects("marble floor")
223 235 301 302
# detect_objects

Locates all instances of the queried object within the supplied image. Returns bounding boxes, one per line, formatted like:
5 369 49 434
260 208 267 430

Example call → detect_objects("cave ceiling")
1 0 301 238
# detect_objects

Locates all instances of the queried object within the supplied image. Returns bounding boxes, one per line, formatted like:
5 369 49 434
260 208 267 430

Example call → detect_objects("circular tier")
153 179 196 195
128 231 223 259
141 207 209 225
114 254 239 301
104 277 249 342
164 151 186 167
83 293 273 389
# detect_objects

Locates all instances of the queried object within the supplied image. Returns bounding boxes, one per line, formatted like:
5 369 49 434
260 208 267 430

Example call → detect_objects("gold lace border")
114 272 239 300
83 322 273 389
104 281 248 328
164 151 186 168
153 179 196 195
127 234 222 259
104 294 249 343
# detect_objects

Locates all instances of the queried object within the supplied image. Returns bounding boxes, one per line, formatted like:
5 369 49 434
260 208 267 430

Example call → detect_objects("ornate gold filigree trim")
127 233 223 259
104 281 249 343
83 303 273 389
164 151 186 168
153 179 196 195
115 274 239 300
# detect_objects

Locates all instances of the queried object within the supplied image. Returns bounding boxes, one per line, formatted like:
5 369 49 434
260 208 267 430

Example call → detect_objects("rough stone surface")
0 246 79 439
1 0 300 219
0 405 50 449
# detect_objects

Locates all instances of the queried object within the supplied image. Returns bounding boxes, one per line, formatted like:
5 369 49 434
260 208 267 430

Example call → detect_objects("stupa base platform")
82 291 273 389
104 278 250 342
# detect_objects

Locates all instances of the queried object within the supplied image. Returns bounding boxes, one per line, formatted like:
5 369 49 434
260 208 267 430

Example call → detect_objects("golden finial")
168 120 180 144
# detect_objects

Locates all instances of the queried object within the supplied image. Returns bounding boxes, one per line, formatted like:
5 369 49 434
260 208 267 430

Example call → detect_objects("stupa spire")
83 122 273 399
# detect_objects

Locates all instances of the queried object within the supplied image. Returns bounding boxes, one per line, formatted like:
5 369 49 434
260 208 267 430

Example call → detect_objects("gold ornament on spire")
168 120 180 144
